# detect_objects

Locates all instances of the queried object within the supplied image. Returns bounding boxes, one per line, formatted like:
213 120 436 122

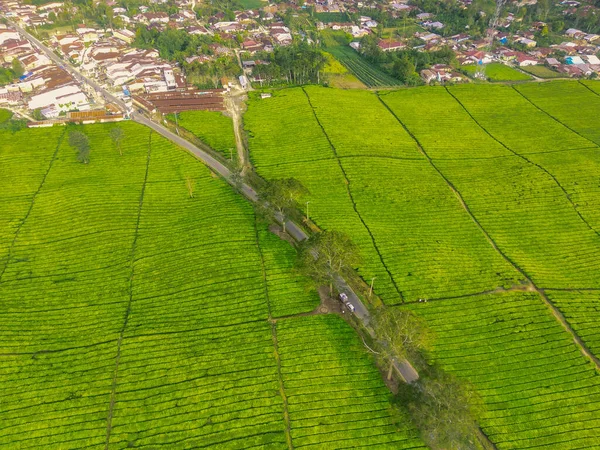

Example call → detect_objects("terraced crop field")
245 82 600 448
514 81 600 145
173 110 237 159
0 122 423 448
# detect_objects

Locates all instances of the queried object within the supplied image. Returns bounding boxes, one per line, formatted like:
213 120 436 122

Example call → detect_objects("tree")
69 130 90 163
397 367 485 450
11 58 24 78
296 230 361 295
109 127 124 156
259 178 309 233
372 308 432 380
32 108 45 121
185 175 196 198
392 55 416 82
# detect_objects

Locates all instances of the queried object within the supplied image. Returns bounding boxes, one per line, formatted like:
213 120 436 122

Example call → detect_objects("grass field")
171 110 237 159
323 52 366 89
461 63 532 81
0 122 423 448
519 64 564 78
244 82 600 448
0 108 12 123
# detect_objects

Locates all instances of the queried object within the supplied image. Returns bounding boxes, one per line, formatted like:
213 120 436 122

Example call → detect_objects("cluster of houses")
50 29 184 95
0 24 91 117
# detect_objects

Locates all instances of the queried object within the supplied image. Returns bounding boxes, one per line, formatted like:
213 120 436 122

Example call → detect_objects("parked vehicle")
338 293 355 312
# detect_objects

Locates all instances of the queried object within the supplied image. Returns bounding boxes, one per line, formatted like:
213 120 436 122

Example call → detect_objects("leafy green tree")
296 230 361 295
259 178 309 233
398 367 485 450
11 59 24 78
32 109 45 121
69 130 90 164
372 308 432 380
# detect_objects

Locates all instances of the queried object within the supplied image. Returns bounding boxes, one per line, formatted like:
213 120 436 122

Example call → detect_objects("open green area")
0 122 422 448
519 64 564 79
323 31 402 88
171 110 237 159
461 63 532 81
514 81 600 145
404 291 600 449
238 0 264 9
244 81 600 448
0 108 12 123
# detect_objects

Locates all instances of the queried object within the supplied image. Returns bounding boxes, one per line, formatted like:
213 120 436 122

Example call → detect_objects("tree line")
257 176 486 449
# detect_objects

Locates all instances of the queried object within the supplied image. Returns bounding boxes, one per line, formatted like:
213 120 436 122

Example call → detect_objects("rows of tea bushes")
515 81 600 146
245 88 400 303
406 291 600 450
276 315 425 449
1 122 410 448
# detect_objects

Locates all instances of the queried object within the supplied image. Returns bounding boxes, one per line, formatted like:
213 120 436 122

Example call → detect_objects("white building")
28 83 88 112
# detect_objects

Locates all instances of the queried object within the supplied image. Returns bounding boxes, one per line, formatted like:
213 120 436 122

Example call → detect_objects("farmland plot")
447 84 592 155
405 291 600 450
245 88 401 302
545 290 600 358
581 80 600 95
1 122 415 448
515 81 600 145
276 315 425 449
303 86 420 159
175 110 237 159
303 87 521 299
0 127 65 264
435 156 600 288
379 87 512 159
0 123 150 447
340 157 521 300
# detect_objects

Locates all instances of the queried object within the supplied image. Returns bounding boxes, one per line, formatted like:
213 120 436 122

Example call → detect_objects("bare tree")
185 175 196 198
109 127 125 156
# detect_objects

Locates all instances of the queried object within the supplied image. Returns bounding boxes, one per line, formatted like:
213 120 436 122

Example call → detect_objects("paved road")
14 22 418 384
12 22 130 112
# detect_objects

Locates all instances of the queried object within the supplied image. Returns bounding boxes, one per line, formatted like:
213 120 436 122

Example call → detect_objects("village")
0 0 599 120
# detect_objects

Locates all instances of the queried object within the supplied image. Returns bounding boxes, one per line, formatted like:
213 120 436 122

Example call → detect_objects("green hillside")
0 122 423 448
244 81 600 448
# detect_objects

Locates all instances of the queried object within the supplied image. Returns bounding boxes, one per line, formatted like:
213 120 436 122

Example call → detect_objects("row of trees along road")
257 177 486 450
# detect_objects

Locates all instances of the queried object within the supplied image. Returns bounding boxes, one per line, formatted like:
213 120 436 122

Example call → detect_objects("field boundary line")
254 217 294 450
0 338 118 358
104 131 153 449
377 93 600 374
445 86 600 240
301 87 405 303
578 80 600 97
512 85 599 147
0 128 66 283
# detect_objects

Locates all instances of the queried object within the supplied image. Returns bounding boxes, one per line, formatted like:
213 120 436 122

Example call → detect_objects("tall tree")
69 130 90 164
296 230 361 295
372 308 432 380
398 367 485 450
259 178 309 233
109 127 124 156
